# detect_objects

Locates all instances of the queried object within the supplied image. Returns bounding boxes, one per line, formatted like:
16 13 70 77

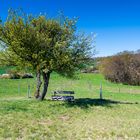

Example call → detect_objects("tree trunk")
38 72 50 100
34 70 42 98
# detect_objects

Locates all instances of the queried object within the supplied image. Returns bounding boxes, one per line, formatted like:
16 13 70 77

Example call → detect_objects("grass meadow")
0 71 140 139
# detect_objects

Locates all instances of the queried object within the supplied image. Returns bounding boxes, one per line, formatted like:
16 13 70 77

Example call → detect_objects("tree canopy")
0 9 95 100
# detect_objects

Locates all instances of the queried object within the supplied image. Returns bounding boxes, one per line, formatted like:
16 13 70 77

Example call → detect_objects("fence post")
27 79 31 98
18 79 20 95
100 82 103 99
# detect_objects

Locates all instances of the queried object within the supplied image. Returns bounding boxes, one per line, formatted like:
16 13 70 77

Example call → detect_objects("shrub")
100 53 140 85
21 73 34 79
0 74 11 79
7 70 20 79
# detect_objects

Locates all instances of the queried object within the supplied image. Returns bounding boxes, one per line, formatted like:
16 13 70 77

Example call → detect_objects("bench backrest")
54 91 74 94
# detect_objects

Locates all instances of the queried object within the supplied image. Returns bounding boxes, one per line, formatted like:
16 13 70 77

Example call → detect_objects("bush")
0 74 11 79
100 53 140 85
7 70 20 79
21 73 34 79
0 67 34 79
81 66 99 73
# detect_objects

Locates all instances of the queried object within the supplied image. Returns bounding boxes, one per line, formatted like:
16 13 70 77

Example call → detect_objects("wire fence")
0 74 140 101
0 78 100 99
0 78 36 98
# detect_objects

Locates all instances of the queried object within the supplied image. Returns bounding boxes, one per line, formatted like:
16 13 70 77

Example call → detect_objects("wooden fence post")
27 79 31 98
100 82 103 99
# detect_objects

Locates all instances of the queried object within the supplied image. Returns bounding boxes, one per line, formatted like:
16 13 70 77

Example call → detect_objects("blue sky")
0 0 140 57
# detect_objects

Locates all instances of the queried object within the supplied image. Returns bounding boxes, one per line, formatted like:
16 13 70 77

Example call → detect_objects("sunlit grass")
0 73 140 139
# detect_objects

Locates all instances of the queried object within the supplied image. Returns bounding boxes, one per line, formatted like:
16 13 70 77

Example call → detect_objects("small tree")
0 10 95 100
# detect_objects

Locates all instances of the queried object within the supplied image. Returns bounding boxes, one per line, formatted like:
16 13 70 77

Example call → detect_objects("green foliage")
0 9 94 77
0 66 8 74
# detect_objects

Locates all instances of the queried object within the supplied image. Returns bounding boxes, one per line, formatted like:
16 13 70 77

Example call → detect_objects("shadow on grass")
62 98 138 109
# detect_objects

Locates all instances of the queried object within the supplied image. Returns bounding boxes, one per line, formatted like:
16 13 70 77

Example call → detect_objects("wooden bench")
52 91 75 101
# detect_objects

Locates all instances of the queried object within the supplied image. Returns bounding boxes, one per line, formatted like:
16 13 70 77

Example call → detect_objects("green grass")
0 73 140 139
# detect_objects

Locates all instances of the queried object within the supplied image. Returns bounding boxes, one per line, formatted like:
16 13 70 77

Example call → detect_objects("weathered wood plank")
53 91 74 94
52 95 74 101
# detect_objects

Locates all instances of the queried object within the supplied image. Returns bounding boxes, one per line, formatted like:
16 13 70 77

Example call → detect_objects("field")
0 72 140 140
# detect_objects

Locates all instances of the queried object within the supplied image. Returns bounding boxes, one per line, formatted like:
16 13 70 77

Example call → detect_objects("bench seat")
52 91 75 101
